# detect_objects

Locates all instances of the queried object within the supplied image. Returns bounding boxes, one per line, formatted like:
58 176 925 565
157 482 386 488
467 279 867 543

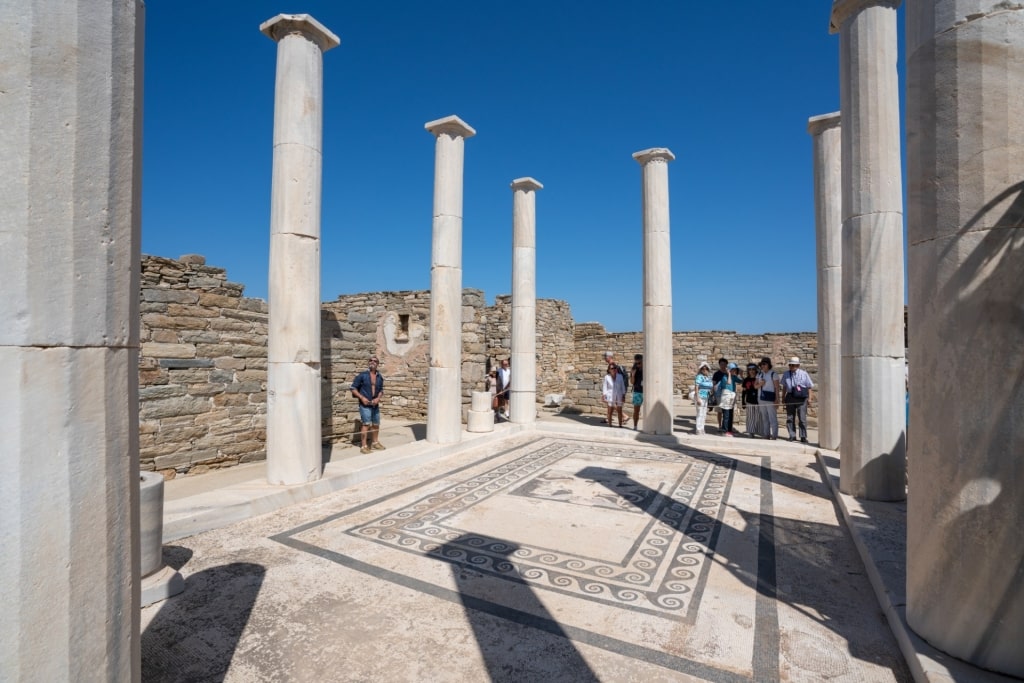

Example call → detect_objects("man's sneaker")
725 432 735 437
788 437 796 442
800 438 808 444
372 442 386 450
360 446 371 454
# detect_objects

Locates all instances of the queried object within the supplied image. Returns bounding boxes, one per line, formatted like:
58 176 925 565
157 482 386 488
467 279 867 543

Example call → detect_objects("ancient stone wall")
568 323 820 416
138 255 268 477
484 296 576 404
139 255 821 477
321 288 488 442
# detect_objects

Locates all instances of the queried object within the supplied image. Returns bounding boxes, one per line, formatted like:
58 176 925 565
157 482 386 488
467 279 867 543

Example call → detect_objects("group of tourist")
599 351 814 443
693 356 813 442
600 351 643 429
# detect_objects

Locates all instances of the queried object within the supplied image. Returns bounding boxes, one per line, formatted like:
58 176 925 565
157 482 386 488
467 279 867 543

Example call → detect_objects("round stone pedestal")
140 471 184 607
467 391 495 433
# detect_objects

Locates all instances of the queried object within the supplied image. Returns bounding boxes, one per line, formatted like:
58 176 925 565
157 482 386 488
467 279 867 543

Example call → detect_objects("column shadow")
141 561 265 683
438 534 600 682
576 460 911 680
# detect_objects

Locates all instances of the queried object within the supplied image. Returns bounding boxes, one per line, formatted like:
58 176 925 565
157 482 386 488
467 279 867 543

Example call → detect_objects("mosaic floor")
142 433 910 682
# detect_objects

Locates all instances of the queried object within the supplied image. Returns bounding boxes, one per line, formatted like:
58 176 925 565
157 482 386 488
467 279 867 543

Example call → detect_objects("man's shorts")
632 392 644 407
358 404 381 425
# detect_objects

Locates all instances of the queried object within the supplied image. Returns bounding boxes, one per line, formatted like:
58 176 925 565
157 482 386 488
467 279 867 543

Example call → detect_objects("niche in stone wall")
383 310 424 356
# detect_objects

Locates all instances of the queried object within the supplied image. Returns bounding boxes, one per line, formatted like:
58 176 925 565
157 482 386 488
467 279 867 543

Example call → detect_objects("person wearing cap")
781 356 814 443
693 361 714 435
717 362 743 436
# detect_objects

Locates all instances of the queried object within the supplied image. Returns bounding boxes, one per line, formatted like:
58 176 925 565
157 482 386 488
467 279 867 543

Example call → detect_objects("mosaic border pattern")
346 438 735 619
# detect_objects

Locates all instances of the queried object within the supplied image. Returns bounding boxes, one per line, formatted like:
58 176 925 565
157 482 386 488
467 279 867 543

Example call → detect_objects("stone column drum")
425 115 476 444
510 177 543 424
261 15 339 485
0 2 144 680
633 148 676 435
831 0 907 500
808 112 843 452
905 2 1024 676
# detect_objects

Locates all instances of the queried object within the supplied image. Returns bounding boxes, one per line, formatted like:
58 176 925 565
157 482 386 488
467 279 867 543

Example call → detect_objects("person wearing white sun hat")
781 357 814 443
693 361 714 435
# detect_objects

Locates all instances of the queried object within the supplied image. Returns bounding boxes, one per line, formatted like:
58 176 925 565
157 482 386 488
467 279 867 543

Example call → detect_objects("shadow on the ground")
576 461 911 681
142 561 265 683
162 545 193 571
440 534 600 682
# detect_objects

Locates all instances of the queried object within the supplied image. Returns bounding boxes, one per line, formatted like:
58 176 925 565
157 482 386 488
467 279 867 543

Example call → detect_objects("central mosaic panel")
340 438 735 620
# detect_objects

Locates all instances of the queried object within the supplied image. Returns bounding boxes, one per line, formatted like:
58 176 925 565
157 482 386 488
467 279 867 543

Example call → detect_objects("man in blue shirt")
351 355 386 454
781 356 815 443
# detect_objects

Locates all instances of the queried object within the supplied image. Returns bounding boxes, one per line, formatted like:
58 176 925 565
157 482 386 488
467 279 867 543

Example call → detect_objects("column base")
141 565 185 608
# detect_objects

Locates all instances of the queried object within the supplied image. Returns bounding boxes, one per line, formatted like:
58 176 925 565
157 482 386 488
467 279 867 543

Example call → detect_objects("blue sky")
143 2 904 334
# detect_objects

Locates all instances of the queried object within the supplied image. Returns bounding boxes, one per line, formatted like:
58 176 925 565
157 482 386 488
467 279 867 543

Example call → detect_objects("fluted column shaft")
633 148 675 435
808 113 843 451
0 2 144 680
510 178 543 424
831 0 907 500
425 116 476 444
262 14 338 485
905 1 1024 676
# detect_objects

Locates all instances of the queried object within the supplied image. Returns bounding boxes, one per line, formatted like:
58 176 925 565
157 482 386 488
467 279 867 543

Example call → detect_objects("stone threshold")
816 450 1018 683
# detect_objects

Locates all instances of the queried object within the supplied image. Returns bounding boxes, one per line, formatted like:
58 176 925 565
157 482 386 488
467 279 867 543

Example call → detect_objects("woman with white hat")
781 356 814 443
693 361 714 435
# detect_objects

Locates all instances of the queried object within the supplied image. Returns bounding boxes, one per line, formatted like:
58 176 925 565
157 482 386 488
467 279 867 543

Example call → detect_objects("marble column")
633 148 676 435
0 2 144 680
509 178 543 424
808 112 843 451
425 115 476 444
905 2 1024 676
830 0 907 500
261 15 338 485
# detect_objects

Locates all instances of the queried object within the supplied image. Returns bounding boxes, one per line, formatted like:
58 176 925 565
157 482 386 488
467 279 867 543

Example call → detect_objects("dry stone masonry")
139 256 268 478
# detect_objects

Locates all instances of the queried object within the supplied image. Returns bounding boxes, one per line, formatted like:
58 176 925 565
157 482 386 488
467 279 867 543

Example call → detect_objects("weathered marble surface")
904 1 1024 677
808 112 843 452
262 14 338 485
832 0 907 500
0 3 143 680
425 116 475 444
510 178 543 424
633 149 675 435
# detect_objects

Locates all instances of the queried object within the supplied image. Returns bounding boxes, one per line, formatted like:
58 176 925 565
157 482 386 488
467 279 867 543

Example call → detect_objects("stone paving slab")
142 429 910 682
816 451 1019 683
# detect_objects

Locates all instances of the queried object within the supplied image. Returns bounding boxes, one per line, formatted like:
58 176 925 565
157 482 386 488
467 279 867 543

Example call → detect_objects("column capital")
511 177 543 192
632 147 675 165
829 0 902 34
807 111 841 136
425 115 476 139
260 14 340 51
